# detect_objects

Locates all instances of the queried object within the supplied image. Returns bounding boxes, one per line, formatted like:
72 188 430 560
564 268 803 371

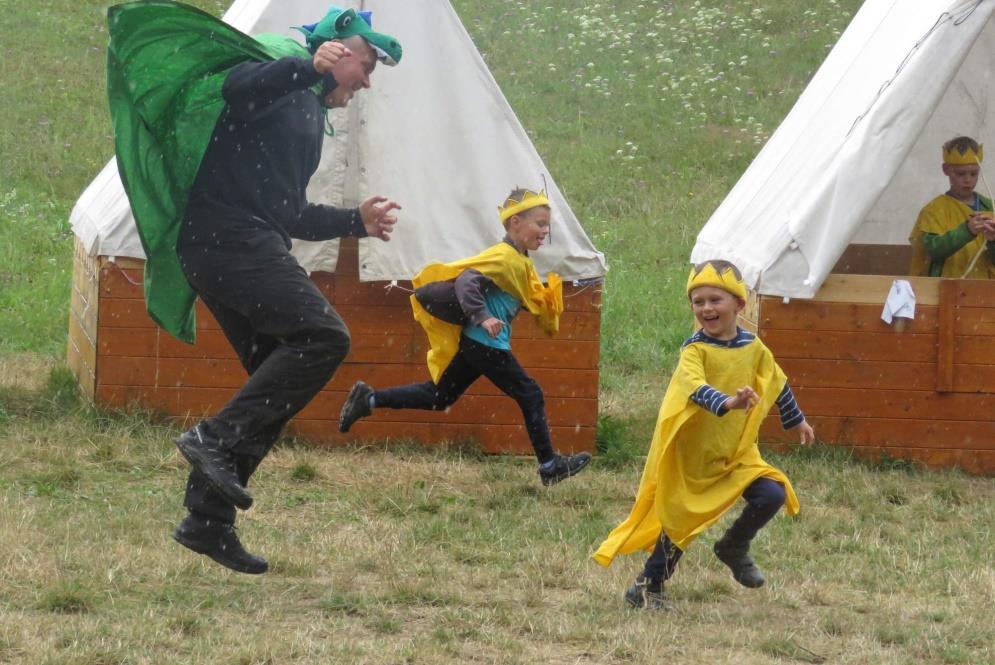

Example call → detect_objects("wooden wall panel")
757 279 995 475
775 358 935 391
761 329 936 362
68 240 99 398
788 386 995 420
87 245 601 454
760 299 937 334
95 355 598 398
808 274 938 305
290 420 596 456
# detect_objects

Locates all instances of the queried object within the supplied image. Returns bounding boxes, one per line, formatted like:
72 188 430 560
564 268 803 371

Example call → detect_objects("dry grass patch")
0 394 993 664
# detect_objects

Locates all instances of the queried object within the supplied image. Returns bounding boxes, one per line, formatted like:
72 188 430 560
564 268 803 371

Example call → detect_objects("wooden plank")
161 418 596 456
952 279 995 308
949 363 995 393
786 386 995 420
323 394 596 428
67 313 96 399
98 327 235 359
71 281 98 336
808 274 939 306
100 264 145 299
936 279 958 392
100 256 144 270
759 298 937 334
94 356 599 398
95 385 598 428
760 329 936 362
290 420 596 455
955 335 995 360
68 312 97 378
761 433 995 475
97 298 602 343
953 306 995 336
777 358 935 391
96 326 600 368
830 243 912 277
761 414 995 450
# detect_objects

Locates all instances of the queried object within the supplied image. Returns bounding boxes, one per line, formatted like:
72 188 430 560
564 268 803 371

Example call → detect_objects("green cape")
107 1 311 343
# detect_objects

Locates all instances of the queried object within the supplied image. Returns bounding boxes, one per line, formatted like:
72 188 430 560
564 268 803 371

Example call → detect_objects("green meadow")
1 1 993 663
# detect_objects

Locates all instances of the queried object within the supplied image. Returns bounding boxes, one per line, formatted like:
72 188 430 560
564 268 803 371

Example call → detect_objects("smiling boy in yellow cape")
594 260 815 610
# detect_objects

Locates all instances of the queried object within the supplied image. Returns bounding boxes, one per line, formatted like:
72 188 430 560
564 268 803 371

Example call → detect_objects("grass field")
2 0 994 663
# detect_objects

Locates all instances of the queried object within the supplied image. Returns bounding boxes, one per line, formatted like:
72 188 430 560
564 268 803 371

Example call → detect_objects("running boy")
338 187 591 486
909 136 995 278
593 260 815 610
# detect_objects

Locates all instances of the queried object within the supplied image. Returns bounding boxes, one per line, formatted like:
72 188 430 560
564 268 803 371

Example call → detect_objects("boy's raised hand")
795 419 816 445
480 317 504 338
723 386 759 411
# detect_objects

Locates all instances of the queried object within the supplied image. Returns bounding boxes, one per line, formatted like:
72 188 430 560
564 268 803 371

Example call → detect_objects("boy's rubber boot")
174 424 253 510
623 575 674 611
339 381 374 433
713 531 765 588
539 452 592 486
173 513 268 575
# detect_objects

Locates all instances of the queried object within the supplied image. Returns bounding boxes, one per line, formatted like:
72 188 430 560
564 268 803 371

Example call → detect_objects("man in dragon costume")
107 1 402 573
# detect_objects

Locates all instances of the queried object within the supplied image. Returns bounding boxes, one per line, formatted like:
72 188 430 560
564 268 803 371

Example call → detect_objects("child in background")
909 136 995 278
593 260 815 610
339 187 592 486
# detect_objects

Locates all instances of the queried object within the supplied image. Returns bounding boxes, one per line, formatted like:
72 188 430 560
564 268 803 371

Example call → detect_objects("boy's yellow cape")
909 194 995 278
594 337 799 563
410 242 563 383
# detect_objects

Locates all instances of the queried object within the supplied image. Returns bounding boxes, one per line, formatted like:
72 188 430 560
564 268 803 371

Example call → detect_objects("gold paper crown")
943 143 984 165
686 261 747 300
498 189 550 223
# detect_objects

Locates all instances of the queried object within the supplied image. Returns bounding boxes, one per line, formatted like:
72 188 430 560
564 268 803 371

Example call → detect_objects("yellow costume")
594 329 799 565
908 194 995 278
410 242 563 383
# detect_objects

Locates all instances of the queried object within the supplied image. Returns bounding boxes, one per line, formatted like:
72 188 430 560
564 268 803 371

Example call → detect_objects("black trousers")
372 335 556 464
643 477 786 581
177 233 351 523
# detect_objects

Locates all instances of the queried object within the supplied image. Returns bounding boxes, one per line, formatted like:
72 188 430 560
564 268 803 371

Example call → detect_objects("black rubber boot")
175 424 253 510
713 531 765 588
538 452 592 486
338 381 374 433
173 513 268 575
623 575 674 611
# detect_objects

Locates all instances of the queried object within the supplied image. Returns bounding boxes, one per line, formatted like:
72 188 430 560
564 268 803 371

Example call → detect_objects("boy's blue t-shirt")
462 286 520 350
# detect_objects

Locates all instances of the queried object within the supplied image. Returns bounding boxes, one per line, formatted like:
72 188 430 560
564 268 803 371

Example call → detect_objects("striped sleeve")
775 383 805 430
690 384 730 416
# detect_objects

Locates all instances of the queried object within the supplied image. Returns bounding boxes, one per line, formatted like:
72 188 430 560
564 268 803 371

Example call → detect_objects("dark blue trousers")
372 335 556 464
178 235 351 524
643 476 786 581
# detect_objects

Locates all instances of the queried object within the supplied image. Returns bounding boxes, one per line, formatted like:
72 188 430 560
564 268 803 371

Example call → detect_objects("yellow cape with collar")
909 194 995 278
593 335 799 564
410 242 563 384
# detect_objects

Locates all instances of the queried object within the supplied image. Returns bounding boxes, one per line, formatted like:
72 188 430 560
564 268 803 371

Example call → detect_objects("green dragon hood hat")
297 7 402 66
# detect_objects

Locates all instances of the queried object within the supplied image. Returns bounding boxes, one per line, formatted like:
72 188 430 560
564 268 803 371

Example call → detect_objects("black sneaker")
713 532 765 588
175 424 253 510
338 381 373 433
538 452 592 486
173 513 268 575
624 575 673 611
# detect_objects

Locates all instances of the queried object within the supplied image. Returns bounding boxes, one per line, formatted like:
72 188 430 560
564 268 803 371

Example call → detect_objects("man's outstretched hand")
359 195 401 241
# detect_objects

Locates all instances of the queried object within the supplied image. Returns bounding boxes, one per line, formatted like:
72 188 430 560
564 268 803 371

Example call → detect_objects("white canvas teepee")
691 0 995 298
70 0 607 281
